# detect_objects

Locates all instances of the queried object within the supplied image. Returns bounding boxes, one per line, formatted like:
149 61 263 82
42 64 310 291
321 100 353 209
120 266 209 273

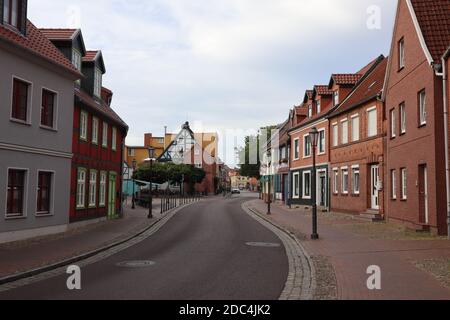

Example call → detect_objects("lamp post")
147 147 155 219
131 159 137 210
309 127 320 240
267 149 272 215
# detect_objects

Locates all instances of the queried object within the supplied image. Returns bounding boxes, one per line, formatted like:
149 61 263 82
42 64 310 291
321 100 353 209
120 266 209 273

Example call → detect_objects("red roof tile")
330 73 363 86
0 21 81 77
313 85 333 96
410 0 450 62
330 57 388 116
75 88 128 130
83 50 99 62
39 28 78 41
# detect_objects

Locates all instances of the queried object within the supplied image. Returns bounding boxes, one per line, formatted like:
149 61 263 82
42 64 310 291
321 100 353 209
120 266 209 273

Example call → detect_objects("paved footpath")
0 200 166 279
246 199 450 300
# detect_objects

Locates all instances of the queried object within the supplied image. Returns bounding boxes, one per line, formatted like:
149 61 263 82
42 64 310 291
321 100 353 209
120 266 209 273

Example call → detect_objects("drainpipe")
441 53 450 239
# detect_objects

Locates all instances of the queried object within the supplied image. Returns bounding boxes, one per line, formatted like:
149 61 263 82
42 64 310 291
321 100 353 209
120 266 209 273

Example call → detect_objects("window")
391 170 397 200
318 130 326 154
80 111 88 140
41 89 56 128
333 91 339 106
89 171 97 207
11 78 30 122
76 168 86 208
398 38 405 70
341 120 348 144
112 127 117 151
294 139 300 160
333 169 339 194
351 115 360 142
418 90 426 126
303 171 311 199
390 109 396 138
293 172 300 198
367 107 377 137
94 68 102 98
308 105 312 117
3 0 21 29
37 172 52 215
99 172 107 207
128 148 135 157
400 103 406 134
341 168 349 194
332 124 338 147
72 50 82 71
352 167 360 194
158 138 164 144
401 168 407 200
6 169 26 217
303 135 311 157
92 117 99 144
102 122 108 148
316 100 321 114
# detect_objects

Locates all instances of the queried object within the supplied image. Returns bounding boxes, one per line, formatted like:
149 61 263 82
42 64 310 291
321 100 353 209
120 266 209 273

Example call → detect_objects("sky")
28 0 397 167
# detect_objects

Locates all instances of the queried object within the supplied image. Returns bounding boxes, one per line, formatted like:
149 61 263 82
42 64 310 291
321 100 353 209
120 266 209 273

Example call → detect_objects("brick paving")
246 199 450 300
0 200 164 279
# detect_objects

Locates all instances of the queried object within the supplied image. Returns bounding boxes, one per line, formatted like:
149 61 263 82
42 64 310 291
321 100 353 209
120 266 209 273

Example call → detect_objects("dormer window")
333 91 339 106
398 38 405 70
72 49 82 71
308 105 312 117
94 68 102 98
316 100 321 114
3 0 22 30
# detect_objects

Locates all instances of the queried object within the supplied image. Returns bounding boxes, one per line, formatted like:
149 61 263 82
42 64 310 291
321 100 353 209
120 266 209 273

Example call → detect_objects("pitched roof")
39 28 78 40
303 90 314 102
75 88 128 130
329 73 363 87
313 85 334 96
356 55 381 75
410 0 450 62
83 50 99 62
330 57 388 116
0 21 81 78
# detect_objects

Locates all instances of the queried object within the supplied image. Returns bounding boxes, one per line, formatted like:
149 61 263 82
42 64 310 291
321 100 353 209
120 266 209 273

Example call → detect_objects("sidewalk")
246 199 450 300
0 201 164 279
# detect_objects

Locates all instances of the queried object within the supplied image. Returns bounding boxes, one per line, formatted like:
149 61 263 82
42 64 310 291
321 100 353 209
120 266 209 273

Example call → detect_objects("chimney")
144 133 153 147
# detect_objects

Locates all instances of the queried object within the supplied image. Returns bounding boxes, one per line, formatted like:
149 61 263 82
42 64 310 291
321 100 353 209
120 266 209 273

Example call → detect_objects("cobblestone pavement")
246 199 450 300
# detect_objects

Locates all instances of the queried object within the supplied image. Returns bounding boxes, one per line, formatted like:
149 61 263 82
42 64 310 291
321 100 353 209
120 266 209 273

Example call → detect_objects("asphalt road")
0 192 289 300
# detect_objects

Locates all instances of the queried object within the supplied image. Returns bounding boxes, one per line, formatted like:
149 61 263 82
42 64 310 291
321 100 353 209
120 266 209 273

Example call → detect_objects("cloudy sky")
29 0 397 166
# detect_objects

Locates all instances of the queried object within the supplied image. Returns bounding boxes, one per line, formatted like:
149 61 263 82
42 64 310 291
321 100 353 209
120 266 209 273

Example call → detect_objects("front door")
371 165 380 210
318 171 327 207
108 172 117 219
419 165 429 224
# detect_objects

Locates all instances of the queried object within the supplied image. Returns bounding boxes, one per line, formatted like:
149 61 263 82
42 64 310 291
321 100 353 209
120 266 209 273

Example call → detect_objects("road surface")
0 192 289 300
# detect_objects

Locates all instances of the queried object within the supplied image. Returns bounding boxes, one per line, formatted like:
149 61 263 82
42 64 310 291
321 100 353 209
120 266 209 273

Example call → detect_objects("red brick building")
329 55 387 219
41 29 128 222
383 0 449 235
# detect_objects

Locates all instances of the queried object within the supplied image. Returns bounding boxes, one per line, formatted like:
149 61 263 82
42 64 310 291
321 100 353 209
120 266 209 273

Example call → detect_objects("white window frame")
332 123 338 147
102 122 108 148
76 168 87 209
293 172 300 199
341 119 349 145
351 114 360 142
302 171 312 199
72 49 82 71
367 106 377 137
99 171 107 207
308 105 312 117
80 111 88 141
94 67 102 98
10 76 33 125
128 148 135 157
401 168 407 200
398 38 405 69
333 91 339 106
112 127 117 151
333 169 339 194
390 108 396 138
318 129 326 155
88 170 97 208
400 103 406 134
303 134 311 158
316 100 321 114
341 168 349 194
352 166 360 195
39 87 59 131
92 117 99 144
391 169 397 200
419 90 426 126
293 138 300 160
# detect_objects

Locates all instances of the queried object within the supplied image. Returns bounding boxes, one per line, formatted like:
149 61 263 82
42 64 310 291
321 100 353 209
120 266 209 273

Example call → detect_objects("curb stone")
0 202 199 291
241 201 316 300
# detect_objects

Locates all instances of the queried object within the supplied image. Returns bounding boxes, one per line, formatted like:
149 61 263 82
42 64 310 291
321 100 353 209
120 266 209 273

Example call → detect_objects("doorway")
317 170 327 207
371 165 380 210
108 172 117 219
419 165 429 224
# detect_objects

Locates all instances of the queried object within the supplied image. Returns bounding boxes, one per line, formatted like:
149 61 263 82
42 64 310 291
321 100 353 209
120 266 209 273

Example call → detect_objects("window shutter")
20 0 27 35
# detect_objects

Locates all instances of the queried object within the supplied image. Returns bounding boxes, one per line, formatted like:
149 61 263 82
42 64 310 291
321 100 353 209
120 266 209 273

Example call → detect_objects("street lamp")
267 149 272 215
309 127 320 240
147 147 155 219
131 159 137 210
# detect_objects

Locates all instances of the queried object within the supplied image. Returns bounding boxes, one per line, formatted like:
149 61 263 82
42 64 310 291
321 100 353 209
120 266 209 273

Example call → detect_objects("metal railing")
160 193 202 214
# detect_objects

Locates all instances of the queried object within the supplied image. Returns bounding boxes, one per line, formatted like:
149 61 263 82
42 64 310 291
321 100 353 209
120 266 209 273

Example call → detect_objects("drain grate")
246 242 281 248
116 260 156 268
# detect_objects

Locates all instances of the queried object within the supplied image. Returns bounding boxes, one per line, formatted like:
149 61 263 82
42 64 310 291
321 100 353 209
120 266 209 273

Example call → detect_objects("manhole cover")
116 260 156 268
246 242 281 248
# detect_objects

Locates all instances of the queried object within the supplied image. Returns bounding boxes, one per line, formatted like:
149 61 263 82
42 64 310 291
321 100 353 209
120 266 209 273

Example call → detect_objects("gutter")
441 48 450 239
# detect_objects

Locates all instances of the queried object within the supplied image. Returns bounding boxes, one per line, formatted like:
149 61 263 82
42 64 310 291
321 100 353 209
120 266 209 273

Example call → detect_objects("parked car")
231 189 241 195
